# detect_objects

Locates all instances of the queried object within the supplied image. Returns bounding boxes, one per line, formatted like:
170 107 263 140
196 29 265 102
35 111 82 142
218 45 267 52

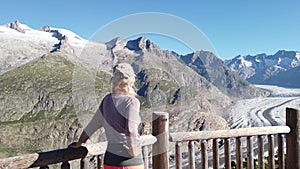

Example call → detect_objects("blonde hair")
111 76 136 96
111 63 136 96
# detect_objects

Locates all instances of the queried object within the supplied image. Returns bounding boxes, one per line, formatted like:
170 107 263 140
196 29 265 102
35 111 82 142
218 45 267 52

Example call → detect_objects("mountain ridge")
225 50 300 87
0 20 88 75
180 50 269 99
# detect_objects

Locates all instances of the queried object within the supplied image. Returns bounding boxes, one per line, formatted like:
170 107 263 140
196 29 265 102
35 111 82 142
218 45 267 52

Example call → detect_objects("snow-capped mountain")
225 50 300 87
179 50 269 98
0 20 87 74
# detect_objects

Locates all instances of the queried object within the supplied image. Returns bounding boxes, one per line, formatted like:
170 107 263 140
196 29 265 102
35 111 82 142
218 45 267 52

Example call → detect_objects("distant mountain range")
225 50 300 88
179 51 268 98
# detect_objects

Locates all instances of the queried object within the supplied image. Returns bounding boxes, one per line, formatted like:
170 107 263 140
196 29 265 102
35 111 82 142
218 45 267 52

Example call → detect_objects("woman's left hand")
68 142 82 148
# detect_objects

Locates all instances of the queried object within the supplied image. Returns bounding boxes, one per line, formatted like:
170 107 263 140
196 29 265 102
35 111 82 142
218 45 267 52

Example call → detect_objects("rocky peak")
181 50 217 65
39 25 51 32
105 37 127 50
125 37 161 52
129 37 148 50
7 20 20 28
273 50 298 60
5 20 31 33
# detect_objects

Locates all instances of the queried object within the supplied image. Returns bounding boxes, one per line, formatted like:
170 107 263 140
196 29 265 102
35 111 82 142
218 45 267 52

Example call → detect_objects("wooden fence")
170 125 290 169
0 108 300 169
0 135 156 169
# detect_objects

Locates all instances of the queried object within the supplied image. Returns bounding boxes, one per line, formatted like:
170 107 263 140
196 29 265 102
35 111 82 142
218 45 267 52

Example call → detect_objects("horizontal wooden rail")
0 147 88 169
170 126 290 142
0 135 157 169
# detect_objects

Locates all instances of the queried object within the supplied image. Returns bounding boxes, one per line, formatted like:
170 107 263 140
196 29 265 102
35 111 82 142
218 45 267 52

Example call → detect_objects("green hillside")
0 52 111 157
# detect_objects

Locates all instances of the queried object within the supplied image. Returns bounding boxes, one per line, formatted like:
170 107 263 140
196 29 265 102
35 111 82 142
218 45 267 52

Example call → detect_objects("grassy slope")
0 52 111 157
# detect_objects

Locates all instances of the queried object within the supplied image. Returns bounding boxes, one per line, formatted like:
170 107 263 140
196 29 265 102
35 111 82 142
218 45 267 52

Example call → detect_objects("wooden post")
286 108 300 169
257 135 264 169
277 134 285 169
224 138 231 169
213 139 219 169
188 141 195 169
152 112 169 169
268 135 275 169
247 136 254 169
236 137 243 169
142 146 149 169
80 157 89 169
201 140 208 169
175 142 182 169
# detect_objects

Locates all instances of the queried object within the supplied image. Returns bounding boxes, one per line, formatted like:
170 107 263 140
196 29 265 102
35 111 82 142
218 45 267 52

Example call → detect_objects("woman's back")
100 94 141 144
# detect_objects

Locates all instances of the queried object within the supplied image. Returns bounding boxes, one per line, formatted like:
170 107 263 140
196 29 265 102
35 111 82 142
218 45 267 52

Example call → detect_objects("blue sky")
1 0 299 60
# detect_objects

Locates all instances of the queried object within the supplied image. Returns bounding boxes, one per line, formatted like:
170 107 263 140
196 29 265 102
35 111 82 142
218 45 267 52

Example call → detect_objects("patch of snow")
17 22 32 31
0 25 59 43
277 57 281 64
1 24 88 48
239 56 252 67
0 26 18 33
291 60 300 68
51 27 87 47
296 52 300 60
0 25 60 74
291 53 300 67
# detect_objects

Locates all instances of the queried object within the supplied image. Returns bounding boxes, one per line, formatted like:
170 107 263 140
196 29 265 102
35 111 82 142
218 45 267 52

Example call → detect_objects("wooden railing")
0 135 157 169
170 126 290 169
166 108 300 169
0 108 300 169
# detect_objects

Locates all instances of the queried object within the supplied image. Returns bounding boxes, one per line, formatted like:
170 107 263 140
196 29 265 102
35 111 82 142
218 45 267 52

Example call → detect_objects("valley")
224 85 300 129
171 85 300 168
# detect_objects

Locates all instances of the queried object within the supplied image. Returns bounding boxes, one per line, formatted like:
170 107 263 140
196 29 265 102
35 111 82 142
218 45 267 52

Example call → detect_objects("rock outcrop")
5 20 31 33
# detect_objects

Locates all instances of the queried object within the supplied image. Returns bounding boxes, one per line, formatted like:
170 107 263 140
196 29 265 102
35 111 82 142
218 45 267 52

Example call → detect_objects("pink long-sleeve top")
83 93 141 148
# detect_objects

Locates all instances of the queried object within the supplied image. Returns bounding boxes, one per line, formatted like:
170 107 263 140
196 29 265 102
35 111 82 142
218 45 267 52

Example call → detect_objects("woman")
69 63 144 169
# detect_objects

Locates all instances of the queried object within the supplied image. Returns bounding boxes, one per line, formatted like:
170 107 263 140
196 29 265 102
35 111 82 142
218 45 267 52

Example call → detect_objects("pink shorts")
104 165 144 169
